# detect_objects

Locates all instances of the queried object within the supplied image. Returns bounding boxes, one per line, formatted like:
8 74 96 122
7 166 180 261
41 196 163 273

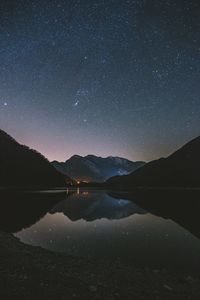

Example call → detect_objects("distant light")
4 102 8 106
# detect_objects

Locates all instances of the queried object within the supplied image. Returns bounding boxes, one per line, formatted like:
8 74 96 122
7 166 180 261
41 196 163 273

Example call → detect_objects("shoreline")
1 231 200 299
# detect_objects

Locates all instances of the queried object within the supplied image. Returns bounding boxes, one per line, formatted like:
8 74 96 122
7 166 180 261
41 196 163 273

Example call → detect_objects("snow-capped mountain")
52 155 145 182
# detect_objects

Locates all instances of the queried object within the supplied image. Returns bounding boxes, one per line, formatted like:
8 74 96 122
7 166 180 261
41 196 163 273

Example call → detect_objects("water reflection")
51 190 146 221
0 190 66 233
109 189 200 239
1 189 200 272
0 189 200 238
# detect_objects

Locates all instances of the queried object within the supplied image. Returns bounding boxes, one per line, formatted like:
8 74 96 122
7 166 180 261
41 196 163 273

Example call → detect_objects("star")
74 100 79 107
0 0 199 164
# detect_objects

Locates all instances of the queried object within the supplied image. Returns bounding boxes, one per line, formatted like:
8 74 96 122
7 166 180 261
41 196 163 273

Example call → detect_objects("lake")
1 189 200 273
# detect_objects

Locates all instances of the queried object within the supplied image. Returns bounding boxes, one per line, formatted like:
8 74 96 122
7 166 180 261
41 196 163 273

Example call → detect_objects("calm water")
1 189 200 273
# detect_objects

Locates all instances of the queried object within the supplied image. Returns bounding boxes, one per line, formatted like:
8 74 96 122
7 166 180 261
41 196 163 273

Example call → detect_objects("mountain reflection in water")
1 189 200 272
50 190 146 221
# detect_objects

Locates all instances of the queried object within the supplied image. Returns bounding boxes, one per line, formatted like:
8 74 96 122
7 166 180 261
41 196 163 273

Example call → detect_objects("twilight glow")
0 1 200 162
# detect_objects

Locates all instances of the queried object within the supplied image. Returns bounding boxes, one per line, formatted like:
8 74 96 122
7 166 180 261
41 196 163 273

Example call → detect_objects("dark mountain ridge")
0 129 69 187
106 136 200 188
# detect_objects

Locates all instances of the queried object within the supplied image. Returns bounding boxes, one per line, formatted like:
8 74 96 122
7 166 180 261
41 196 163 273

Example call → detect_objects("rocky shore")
0 231 200 300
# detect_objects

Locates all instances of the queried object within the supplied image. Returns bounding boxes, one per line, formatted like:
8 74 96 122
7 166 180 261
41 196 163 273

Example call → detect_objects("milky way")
0 0 200 161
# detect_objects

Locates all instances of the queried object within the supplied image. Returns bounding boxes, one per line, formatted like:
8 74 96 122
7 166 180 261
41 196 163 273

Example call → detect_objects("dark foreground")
1 232 200 300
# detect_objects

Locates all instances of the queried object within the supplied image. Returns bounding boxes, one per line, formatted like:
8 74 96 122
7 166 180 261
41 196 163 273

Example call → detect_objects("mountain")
106 136 200 188
0 129 70 188
52 155 145 182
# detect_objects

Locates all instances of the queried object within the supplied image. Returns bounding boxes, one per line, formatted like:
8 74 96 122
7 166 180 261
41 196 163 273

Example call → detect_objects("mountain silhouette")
0 129 70 188
52 155 145 182
106 136 200 188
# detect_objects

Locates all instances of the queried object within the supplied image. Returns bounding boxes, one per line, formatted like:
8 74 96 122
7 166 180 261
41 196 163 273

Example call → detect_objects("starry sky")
0 0 200 162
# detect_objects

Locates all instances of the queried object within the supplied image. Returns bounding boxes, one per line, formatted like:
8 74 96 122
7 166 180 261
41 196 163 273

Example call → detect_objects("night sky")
0 0 200 162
